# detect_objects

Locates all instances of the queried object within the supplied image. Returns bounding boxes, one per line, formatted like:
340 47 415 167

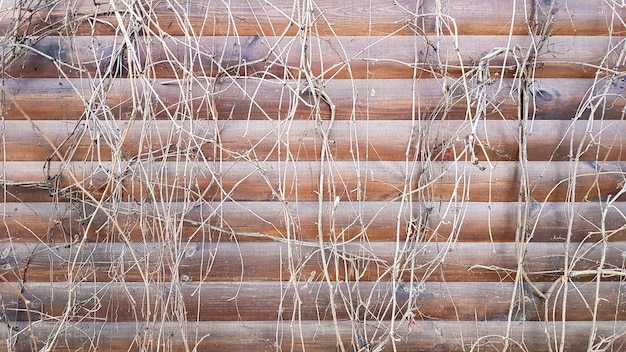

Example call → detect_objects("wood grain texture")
1 160 624 202
6 35 624 79
2 119 624 162
0 241 624 283
2 78 624 121
2 1 626 350
3 320 626 352
2 0 624 37
1 281 624 322
2 201 625 243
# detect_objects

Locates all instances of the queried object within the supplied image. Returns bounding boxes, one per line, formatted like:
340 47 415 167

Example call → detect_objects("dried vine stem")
1 0 625 351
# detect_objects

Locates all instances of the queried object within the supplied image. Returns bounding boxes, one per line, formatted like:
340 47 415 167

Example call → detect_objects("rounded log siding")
1 120 625 162
1 0 625 351
1 201 625 242
1 0 625 37
2 78 625 121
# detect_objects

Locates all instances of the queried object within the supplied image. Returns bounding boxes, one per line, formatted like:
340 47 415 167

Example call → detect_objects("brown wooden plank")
2 0 624 37
3 320 626 351
2 78 624 121
6 35 624 79
1 281 624 323
2 2 625 352
1 160 625 202
0 241 624 283
2 119 625 162
2 201 625 243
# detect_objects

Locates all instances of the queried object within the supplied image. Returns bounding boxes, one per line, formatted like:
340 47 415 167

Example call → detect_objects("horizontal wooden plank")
2 0 624 37
1 160 624 202
0 241 624 283
2 119 625 162
2 78 624 121
2 201 625 243
3 320 626 351
2 2 625 351
1 281 624 323
6 35 624 79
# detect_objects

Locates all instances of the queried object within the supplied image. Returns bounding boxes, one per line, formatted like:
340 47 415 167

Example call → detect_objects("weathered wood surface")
1 281 624 322
3 320 626 352
2 201 625 243
1 160 625 203
1 241 624 283
7 35 624 79
2 0 624 37
2 78 624 121
2 120 625 162
2 0 626 351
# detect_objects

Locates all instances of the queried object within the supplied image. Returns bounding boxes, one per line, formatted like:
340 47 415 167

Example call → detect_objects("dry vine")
0 0 625 351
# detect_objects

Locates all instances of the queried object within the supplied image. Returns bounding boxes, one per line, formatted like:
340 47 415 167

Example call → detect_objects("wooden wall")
1 0 626 351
